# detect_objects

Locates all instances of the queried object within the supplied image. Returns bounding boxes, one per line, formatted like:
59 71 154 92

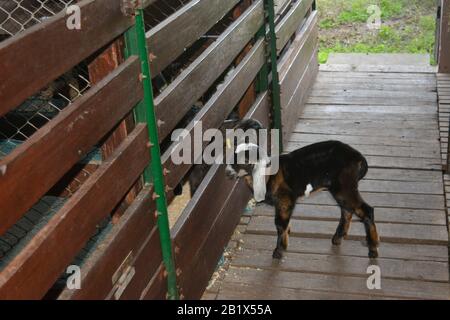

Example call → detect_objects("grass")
317 0 437 64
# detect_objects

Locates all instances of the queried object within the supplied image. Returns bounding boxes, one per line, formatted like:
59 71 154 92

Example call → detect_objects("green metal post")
124 9 179 300
264 0 283 151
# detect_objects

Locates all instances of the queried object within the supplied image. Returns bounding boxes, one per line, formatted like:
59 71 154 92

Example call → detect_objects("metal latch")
112 251 136 300
121 0 155 15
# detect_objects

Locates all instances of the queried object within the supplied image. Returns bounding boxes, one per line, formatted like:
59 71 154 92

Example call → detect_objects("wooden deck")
207 55 450 300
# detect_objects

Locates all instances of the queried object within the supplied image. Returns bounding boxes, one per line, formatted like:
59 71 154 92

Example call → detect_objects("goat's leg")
356 202 379 258
332 208 352 245
273 196 294 259
332 188 379 258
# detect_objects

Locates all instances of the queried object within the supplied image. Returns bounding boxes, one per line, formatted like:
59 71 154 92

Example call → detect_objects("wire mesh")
0 0 74 36
0 1 109 283
0 1 93 199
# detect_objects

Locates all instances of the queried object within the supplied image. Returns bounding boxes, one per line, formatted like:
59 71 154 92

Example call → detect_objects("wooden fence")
0 0 317 299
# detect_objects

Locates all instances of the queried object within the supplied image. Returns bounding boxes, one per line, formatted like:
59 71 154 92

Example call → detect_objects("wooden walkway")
207 55 450 300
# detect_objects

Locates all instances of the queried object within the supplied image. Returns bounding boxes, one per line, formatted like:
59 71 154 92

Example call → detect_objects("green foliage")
316 0 437 64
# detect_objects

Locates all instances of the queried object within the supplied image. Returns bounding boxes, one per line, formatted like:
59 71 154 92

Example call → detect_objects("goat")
226 119 379 259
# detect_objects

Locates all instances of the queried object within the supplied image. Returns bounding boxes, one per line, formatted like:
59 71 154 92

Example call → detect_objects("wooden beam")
275 0 314 54
160 39 265 190
147 0 240 76
0 124 150 299
0 0 133 117
154 0 264 142
58 186 158 300
439 0 450 72
0 57 143 236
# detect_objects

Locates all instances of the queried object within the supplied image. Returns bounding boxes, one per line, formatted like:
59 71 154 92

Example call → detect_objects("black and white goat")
226 119 379 259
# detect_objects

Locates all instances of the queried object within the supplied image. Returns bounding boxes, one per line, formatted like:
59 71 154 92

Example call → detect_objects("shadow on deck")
205 54 450 300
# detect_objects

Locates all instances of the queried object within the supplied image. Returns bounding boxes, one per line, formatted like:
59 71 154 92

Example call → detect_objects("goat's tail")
358 156 369 180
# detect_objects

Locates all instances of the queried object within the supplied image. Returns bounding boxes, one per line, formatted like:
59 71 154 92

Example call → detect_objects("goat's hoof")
368 249 379 259
272 249 283 259
332 234 342 246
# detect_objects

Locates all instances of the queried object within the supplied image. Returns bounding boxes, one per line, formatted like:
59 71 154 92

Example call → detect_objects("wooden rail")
0 0 318 300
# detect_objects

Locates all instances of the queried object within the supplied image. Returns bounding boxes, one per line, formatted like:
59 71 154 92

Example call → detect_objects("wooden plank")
232 248 449 282
172 83 270 299
275 0 314 54
222 267 450 300
310 89 437 100
140 264 167 300
110 227 162 300
293 124 438 140
298 190 445 210
283 49 319 146
172 164 240 271
278 11 318 107
87 39 140 224
307 96 437 106
239 234 449 262
287 141 441 160
154 0 264 142
289 133 440 147
217 281 393 300
256 203 447 226
247 215 449 245
298 111 437 121
0 0 133 117
0 57 143 236
320 64 437 73
58 187 157 300
312 82 437 91
302 105 436 114
295 119 439 130
0 125 150 299
161 40 265 189
274 0 291 16
317 71 436 79
177 178 251 299
438 0 450 72
148 0 240 76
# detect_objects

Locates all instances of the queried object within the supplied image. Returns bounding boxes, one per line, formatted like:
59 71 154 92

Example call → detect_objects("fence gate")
0 0 318 299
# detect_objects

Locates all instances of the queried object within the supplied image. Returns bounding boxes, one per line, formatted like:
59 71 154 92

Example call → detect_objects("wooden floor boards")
207 60 450 300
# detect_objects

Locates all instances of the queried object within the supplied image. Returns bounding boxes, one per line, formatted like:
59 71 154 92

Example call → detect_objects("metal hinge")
121 0 155 15
112 251 136 300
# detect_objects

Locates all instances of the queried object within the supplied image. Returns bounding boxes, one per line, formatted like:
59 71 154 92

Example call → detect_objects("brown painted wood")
110 226 162 300
161 40 265 190
247 214 448 245
0 57 143 236
239 234 449 262
221 267 450 300
140 264 167 300
0 0 133 117
278 11 318 104
282 48 318 146
178 178 251 299
439 0 450 72
275 0 314 54
0 124 150 299
232 247 448 282
88 38 141 225
58 186 157 300
173 83 270 299
172 165 240 270
154 0 264 142
147 0 240 76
